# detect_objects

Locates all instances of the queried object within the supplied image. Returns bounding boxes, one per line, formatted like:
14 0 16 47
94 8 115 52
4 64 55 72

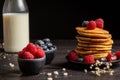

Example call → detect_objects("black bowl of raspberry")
18 55 46 75
17 43 46 75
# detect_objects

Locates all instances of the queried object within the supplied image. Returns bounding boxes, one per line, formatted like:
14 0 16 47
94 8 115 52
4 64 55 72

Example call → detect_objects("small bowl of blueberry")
35 38 57 64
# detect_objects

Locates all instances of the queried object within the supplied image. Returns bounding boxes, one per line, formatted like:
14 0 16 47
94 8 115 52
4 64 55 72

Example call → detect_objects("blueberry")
35 40 44 46
77 58 83 62
35 44 39 46
41 45 48 50
101 58 107 62
46 42 53 47
43 38 51 43
49 47 55 51
82 21 89 27
45 48 50 52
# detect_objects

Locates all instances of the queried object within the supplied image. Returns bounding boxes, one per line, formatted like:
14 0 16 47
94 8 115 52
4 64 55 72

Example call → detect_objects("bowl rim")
18 55 46 61
44 46 57 53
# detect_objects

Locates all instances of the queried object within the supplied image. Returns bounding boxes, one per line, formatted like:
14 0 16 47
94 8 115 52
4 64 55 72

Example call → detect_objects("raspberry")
36 46 43 51
26 43 37 56
18 51 24 58
35 50 45 58
22 47 28 51
95 18 104 23
106 53 114 61
68 50 79 61
34 46 45 58
86 20 96 30
115 51 120 59
22 51 34 59
95 18 104 29
83 55 95 64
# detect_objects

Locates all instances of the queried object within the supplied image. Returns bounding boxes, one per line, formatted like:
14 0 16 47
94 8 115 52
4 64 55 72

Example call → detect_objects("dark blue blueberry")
82 21 89 27
46 42 53 47
101 58 107 62
35 44 39 46
41 45 48 50
35 40 44 46
43 38 51 43
77 58 84 62
45 48 50 52
49 47 55 51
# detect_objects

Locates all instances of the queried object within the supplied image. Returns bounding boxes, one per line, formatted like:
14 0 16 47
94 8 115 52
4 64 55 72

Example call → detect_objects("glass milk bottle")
2 0 29 52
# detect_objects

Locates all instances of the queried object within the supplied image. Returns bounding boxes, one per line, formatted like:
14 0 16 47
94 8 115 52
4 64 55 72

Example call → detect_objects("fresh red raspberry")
115 51 120 59
36 46 43 51
83 54 95 64
68 50 79 61
35 48 45 58
86 20 96 30
26 43 37 56
106 53 114 61
95 18 104 29
18 51 24 58
95 18 104 23
22 51 34 59
22 47 28 51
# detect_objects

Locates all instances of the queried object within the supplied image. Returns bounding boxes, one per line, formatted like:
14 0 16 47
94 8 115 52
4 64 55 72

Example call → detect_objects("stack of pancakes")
75 27 114 59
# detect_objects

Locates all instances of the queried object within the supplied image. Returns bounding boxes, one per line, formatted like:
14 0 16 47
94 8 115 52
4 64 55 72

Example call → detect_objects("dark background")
0 0 120 40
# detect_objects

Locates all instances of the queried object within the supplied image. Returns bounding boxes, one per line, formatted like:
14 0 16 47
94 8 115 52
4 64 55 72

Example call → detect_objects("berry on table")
115 51 120 59
83 54 95 64
106 53 115 61
68 50 79 61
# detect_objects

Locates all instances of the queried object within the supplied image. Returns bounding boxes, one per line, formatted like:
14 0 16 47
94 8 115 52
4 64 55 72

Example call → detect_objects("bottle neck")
3 0 28 13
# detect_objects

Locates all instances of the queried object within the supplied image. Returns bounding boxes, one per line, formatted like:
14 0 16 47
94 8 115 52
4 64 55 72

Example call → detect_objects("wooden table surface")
0 39 120 80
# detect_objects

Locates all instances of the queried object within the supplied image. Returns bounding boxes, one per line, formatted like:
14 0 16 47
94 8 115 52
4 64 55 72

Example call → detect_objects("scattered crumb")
62 68 66 71
84 69 87 73
47 72 52 76
89 60 115 76
3 55 6 59
53 71 59 75
63 72 68 76
47 77 53 80
9 63 14 68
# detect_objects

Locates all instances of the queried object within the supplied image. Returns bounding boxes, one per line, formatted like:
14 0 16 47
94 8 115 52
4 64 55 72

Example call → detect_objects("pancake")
74 26 114 60
76 52 109 59
76 35 111 42
76 46 112 51
77 31 111 38
77 43 112 48
75 48 111 54
76 27 109 34
77 39 114 45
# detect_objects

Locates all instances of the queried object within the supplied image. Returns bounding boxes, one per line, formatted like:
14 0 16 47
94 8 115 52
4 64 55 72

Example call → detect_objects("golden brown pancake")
76 46 112 51
75 48 111 54
74 26 114 59
76 35 111 42
77 31 111 38
76 52 109 59
77 43 112 48
76 27 109 34
77 39 114 45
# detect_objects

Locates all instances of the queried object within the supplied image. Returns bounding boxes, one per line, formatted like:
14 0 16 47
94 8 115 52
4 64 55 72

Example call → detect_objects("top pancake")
76 27 111 38
76 27 109 34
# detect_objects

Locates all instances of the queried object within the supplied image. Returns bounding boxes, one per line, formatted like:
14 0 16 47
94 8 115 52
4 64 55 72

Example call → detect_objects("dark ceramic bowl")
45 46 57 64
18 55 46 75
